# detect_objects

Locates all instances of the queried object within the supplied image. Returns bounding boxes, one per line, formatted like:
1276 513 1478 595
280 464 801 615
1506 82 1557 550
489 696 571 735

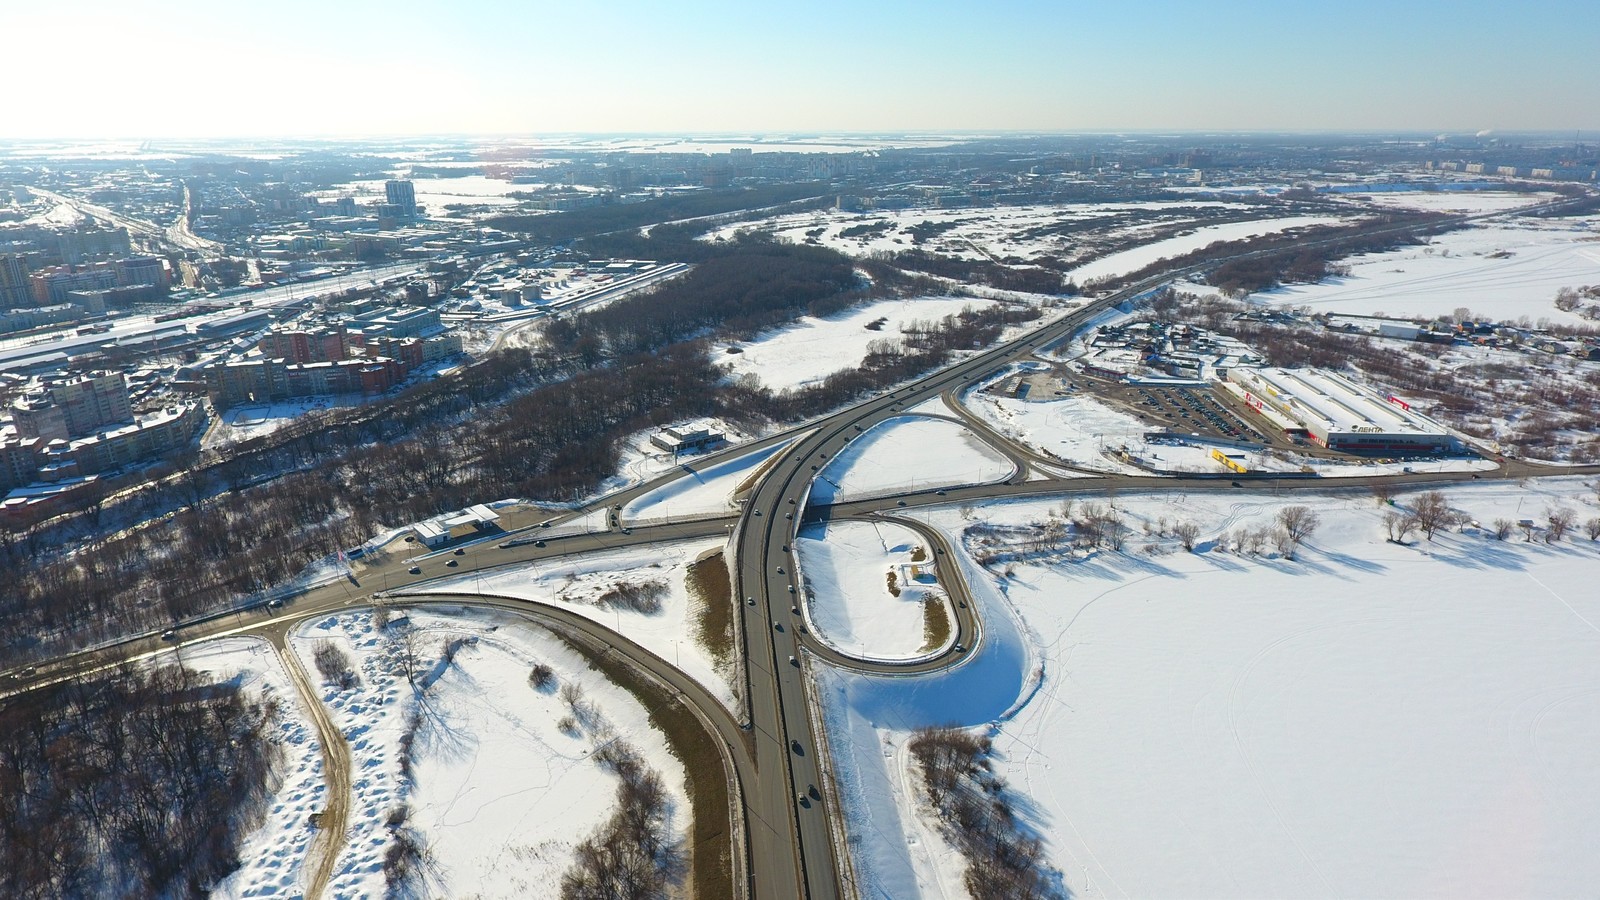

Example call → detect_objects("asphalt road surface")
7 194 1599 899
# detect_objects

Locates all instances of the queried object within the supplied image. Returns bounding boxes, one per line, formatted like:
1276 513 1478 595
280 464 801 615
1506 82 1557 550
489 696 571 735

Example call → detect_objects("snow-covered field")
1350 189 1563 215
289 608 688 899
795 519 949 661
812 416 1015 503
703 201 1254 265
316 175 524 211
1067 215 1341 285
819 478 1600 898
1252 218 1600 326
719 296 997 392
405 538 738 712
183 639 325 900
622 440 788 523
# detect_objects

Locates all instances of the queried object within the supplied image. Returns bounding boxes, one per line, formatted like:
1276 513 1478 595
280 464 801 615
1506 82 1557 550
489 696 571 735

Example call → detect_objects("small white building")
651 424 725 455
413 503 501 548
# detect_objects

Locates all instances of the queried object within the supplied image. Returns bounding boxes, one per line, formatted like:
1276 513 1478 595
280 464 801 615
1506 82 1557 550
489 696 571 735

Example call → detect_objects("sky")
2 0 1596 139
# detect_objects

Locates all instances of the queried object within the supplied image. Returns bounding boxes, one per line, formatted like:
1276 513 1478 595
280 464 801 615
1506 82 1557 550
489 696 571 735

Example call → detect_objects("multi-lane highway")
6 194 1598 898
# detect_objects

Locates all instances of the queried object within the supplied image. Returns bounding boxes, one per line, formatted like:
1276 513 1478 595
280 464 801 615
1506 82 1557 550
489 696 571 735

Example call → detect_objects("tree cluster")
560 740 680 900
887 248 1074 295
908 726 1060 899
484 183 831 246
546 236 858 360
0 664 281 899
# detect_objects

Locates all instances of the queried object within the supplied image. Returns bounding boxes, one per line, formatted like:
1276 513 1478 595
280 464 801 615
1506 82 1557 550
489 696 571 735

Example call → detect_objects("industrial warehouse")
1227 367 1452 452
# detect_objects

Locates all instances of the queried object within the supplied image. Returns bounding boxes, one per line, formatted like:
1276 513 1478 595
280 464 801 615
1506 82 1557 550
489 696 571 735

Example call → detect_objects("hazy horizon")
3 0 1598 140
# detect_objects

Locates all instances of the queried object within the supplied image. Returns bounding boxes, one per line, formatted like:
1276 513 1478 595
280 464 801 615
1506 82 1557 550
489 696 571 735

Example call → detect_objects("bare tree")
1173 521 1201 552
1370 483 1395 507
1411 491 1455 540
1585 517 1600 542
1384 511 1420 544
1492 518 1514 541
1277 506 1320 545
1546 506 1576 542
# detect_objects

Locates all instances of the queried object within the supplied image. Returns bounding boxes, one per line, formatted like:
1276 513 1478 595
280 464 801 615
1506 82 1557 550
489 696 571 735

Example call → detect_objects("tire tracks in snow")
271 631 351 899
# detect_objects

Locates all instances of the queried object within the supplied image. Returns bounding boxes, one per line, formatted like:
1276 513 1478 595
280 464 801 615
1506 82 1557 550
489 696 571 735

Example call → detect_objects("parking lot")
1071 372 1273 445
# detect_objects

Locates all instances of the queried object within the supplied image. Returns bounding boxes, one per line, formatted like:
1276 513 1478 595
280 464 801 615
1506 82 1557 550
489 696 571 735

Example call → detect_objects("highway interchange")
5 193 1599 898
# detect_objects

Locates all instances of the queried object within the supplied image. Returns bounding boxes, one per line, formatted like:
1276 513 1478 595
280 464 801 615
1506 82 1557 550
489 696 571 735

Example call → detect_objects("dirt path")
272 634 351 899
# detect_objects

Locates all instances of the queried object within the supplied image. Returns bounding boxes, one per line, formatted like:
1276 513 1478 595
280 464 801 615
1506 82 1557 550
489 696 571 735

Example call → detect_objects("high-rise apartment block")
11 373 135 441
385 180 418 218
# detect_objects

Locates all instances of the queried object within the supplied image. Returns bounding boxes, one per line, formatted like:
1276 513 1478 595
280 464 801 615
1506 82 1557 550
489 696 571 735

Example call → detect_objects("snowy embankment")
812 416 1014 504
401 539 738 714
819 478 1600 898
795 520 950 661
1251 218 1600 327
287 608 688 899
183 638 325 900
719 296 997 392
622 440 787 524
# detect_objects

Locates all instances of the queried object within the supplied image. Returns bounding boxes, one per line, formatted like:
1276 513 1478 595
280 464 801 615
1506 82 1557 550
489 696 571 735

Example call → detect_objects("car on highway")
161 629 177 641
789 655 798 666
446 559 458 567
453 548 465 555
534 539 546 548
409 566 422 574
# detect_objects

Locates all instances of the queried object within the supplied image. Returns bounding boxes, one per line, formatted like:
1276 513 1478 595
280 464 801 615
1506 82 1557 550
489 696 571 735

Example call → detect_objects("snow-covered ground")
966 374 1499 477
290 608 688 899
1251 218 1600 326
204 397 372 449
184 639 326 900
702 201 1255 266
719 296 997 392
819 478 1600 898
1067 215 1341 285
1350 189 1563 215
315 175 524 211
592 416 765 500
622 440 788 524
401 538 738 713
812 416 1015 503
963 383 1152 475
795 519 950 661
